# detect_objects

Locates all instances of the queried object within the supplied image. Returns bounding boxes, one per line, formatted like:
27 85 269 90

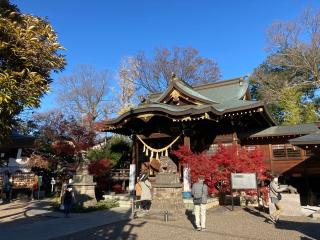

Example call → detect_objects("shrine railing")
110 168 129 180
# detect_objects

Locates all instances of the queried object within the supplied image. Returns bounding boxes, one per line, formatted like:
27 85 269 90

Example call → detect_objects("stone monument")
72 151 97 208
148 156 185 220
269 185 302 216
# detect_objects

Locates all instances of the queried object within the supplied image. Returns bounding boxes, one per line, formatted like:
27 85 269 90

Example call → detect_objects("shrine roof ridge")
148 76 249 104
248 123 319 138
289 130 320 145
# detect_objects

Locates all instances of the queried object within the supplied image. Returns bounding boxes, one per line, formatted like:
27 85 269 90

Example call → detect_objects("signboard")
12 173 35 189
231 173 257 190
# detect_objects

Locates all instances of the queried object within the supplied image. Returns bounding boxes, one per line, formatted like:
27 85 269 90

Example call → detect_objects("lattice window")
286 146 301 158
272 144 302 159
305 149 314 157
272 144 286 158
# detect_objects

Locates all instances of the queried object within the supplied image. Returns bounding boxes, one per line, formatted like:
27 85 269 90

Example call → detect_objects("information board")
231 173 257 190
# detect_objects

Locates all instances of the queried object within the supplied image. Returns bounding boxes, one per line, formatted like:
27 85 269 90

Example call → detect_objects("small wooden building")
0 131 35 173
101 76 320 205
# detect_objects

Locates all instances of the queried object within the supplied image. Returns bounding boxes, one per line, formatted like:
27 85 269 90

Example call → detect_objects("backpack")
135 182 142 197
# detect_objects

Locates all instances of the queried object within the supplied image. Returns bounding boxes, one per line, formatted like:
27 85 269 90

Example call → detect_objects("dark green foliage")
86 135 131 169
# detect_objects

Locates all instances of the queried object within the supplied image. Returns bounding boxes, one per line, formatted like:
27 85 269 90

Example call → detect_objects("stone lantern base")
72 174 97 208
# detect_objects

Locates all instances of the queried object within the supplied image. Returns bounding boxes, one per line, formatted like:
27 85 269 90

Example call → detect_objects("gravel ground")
53 207 320 240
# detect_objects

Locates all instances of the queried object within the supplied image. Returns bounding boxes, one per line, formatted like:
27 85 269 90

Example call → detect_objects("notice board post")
231 173 259 211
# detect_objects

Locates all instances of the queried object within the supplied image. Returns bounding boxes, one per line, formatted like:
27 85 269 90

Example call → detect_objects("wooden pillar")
132 135 136 164
181 136 191 175
183 135 191 192
269 144 274 175
184 136 191 150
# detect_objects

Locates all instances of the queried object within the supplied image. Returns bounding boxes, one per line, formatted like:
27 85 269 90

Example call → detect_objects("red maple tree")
173 144 269 194
88 158 111 176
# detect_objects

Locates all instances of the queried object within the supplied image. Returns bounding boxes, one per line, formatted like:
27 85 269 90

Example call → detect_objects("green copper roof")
248 123 319 138
289 131 320 145
214 99 260 112
194 78 249 102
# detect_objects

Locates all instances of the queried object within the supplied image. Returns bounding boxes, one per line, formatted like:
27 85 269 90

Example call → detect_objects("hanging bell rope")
137 135 181 159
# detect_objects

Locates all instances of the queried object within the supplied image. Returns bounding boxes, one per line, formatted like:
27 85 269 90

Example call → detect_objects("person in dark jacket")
192 175 208 231
63 185 73 217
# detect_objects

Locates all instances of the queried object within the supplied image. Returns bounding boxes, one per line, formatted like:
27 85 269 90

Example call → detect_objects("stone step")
118 200 131 208
312 210 320 219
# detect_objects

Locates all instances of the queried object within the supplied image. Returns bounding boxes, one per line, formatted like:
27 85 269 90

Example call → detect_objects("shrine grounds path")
1 200 319 240
53 207 320 240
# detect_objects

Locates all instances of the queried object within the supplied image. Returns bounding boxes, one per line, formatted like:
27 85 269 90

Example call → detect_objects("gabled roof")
152 77 217 104
149 77 249 104
248 123 319 138
289 131 320 145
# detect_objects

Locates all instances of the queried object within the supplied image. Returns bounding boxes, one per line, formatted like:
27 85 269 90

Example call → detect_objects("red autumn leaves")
173 144 269 194
88 158 112 176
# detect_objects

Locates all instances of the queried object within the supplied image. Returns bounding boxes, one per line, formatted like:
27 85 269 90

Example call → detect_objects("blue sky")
12 0 320 112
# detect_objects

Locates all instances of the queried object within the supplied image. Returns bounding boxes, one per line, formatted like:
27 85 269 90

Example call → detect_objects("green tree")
86 135 131 169
278 88 318 125
250 8 320 124
0 0 66 143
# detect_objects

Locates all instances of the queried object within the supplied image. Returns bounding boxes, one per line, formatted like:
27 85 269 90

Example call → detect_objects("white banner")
183 167 191 192
128 164 136 192
231 173 257 190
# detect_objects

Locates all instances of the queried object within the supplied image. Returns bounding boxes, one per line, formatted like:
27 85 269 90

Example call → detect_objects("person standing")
135 178 142 209
2 171 12 203
192 175 208 231
140 173 152 211
63 185 74 217
269 176 288 223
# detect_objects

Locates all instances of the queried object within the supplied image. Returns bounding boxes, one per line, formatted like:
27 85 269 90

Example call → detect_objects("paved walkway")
53 207 320 240
0 200 131 240
1 201 320 240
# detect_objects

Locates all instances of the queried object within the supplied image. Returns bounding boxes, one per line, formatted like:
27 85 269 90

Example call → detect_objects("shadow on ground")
185 209 196 229
243 206 320 240
51 219 146 240
0 199 61 226
276 219 320 240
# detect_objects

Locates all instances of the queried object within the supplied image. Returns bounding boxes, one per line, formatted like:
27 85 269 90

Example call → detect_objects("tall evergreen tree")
0 0 66 142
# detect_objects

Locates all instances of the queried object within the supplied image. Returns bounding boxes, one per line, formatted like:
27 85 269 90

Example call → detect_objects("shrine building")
101 75 320 206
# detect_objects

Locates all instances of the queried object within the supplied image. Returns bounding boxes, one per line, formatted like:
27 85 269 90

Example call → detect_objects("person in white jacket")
269 176 288 223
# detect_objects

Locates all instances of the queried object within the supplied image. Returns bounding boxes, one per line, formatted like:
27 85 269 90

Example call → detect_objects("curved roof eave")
103 101 270 127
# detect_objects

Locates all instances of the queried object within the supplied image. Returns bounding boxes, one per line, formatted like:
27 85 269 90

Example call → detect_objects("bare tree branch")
57 65 113 125
121 46 221 94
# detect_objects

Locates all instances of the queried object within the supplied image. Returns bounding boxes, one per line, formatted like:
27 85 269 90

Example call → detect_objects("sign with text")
231 173 257 190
